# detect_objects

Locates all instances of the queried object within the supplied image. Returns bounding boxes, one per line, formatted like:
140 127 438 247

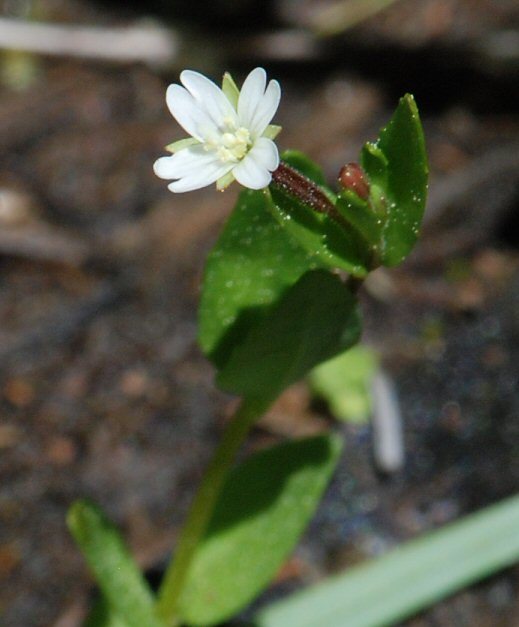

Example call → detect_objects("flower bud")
338 163 370 200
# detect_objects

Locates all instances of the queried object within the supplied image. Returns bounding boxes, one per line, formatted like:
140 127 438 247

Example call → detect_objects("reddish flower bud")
338 163 370 200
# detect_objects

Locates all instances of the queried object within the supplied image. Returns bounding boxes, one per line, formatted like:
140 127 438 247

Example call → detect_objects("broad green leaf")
67 500 163 627
178 434 343 626
256 493 519 627
362 94 428 267
198 189 320 369
269 153 370 277
216 270 361 399
309 345 378 423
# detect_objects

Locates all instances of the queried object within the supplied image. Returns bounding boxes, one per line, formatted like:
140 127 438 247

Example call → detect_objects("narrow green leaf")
198 189 320 369
67 500 163 627
364 94 428 267
216 270 361 399
309 345 378 423
257 493 519 627
84 596 127 627
178 434 343 626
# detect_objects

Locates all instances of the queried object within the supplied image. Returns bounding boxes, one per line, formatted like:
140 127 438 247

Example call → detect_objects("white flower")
153 67 281 193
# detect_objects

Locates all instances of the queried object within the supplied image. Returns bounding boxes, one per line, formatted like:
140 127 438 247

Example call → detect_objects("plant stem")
156 396 271 626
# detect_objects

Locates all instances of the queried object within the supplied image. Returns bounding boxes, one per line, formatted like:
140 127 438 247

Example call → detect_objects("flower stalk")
156 396 272 626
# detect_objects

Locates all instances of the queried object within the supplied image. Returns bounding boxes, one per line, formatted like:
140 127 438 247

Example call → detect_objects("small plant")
68 67 429 627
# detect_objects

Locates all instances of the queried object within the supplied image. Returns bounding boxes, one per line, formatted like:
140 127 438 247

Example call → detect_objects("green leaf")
178 434 343 626
216 270 361 399
309 345 378 423
363 94 428 267
84 596 127 627
281 150 329 187
67 500 163 627
269 153 370 277
198 188 320 369
256 493 519 627
360 142 388 192
335 190 382 250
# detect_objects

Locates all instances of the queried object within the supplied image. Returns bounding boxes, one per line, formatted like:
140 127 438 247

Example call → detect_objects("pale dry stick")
241 29 320 61
0 17 177 66
370 369 405 474
0 226 90 266
280 0 404 36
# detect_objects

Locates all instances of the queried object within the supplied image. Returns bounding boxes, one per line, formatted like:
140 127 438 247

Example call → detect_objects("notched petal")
181 69 237 127
238 67 267 129
250 79 281 137
233 152 273 190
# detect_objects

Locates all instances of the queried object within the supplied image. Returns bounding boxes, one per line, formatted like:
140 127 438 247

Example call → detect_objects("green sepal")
165 137 199 153
263 124 282 140
222 71 240 109
216 170 235 191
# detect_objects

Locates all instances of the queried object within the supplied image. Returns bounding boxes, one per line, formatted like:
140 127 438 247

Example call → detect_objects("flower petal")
169 160 234 193
237 67 267 130
249 79 281 137
153 145 217 180
232 137 279 189
166 84 218 142
249 137 280 170
180 70 238 128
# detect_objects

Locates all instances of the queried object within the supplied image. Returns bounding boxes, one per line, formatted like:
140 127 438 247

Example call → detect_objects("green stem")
156 396 271 626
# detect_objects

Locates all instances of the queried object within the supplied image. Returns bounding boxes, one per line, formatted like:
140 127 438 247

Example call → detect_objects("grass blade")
257 493 519 627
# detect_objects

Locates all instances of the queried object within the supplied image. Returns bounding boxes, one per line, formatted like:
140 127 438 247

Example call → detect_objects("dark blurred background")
0 1 518 626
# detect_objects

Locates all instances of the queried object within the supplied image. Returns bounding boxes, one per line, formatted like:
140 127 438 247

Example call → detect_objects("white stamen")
205 126 252 164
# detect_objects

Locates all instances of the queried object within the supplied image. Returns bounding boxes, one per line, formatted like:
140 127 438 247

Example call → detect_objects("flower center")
204 120 252 164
